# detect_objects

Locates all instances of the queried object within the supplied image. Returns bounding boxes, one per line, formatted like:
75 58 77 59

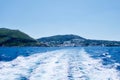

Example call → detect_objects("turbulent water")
0 47 120 80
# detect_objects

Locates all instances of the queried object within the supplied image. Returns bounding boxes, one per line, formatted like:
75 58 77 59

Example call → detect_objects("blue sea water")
0 47 120 80
0 47 62 61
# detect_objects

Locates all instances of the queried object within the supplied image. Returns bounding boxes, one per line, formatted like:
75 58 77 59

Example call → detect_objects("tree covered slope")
0 28 41 46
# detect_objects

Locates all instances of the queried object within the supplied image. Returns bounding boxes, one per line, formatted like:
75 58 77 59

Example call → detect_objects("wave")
0 48 119 80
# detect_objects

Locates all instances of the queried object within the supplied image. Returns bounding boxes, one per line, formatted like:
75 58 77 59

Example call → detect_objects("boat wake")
0 49 120 80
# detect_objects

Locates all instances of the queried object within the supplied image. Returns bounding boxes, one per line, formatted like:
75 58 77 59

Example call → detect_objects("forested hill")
0 28 45 46
1 28 120 47
38 35 120 47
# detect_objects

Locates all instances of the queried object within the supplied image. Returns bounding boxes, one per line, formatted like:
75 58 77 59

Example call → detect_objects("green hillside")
0 28 42 46
38 34 120 47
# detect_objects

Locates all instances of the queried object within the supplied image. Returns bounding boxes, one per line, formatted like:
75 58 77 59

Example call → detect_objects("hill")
0 28 44 46
1 28 120 47
38 34 120 47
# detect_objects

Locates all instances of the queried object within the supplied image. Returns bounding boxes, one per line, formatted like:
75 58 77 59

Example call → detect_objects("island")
38 35 120 47
0 28 120 47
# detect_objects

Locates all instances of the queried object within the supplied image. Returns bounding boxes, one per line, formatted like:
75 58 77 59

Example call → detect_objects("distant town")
0 28 120 47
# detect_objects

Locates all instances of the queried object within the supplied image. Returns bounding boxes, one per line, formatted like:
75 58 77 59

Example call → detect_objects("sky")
0 0 120 40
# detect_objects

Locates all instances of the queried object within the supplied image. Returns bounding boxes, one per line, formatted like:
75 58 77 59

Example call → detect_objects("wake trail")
29 50 69 80
68 49 120 80
0 49 120 80
0 50 69 80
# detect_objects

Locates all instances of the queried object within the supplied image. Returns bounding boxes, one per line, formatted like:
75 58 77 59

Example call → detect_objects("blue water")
85 47 120 71
0 47 120 80
1 47 120 65
0 47 59 61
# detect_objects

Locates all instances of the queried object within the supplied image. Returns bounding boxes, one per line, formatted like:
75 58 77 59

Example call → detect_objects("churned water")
0 47 120 80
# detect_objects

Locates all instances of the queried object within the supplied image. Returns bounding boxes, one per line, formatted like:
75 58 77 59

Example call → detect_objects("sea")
0 47 120 80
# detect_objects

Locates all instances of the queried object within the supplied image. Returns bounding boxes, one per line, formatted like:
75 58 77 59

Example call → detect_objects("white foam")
68 49 120 80
0 48 119 80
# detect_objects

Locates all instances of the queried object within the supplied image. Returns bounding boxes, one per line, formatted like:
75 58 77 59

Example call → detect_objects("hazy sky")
0 0 120 40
